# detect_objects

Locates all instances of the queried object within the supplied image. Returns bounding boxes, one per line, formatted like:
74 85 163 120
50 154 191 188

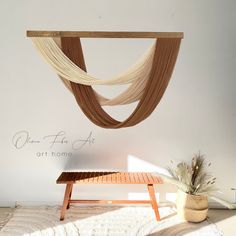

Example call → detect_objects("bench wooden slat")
146 173 153 184
142 172 149 183
121 173 125 183
77 172 82 182
134 173 139 183
88 172 93 183
97 172 103 183
83 172 88 179
137 172 142 183
101 173 105 183
87 172 91 182
125 172 129 183
111 172 116 183
88 172 92 182
118 173 121 183
129 173 135 183
107 172 112 183
150 173 158 184
56 171 162 184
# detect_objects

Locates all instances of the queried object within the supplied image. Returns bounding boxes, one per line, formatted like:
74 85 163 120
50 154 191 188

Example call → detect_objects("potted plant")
155 153 235 222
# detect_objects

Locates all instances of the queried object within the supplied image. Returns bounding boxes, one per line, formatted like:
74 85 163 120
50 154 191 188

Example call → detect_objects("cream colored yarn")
31 37 155 86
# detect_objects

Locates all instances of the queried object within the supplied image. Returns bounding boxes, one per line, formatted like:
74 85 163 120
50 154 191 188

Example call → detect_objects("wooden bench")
57 171 163 221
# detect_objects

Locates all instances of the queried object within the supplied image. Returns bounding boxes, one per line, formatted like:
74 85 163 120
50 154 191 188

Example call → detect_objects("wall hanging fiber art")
27 31 183 128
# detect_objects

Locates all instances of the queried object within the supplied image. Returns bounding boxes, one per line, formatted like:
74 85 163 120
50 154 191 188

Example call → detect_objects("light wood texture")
147 184 161 221
60 183 73 221
69 200 152 204
57 171 163 184
27 31 183 38
57 171 163 221
66 184 73 210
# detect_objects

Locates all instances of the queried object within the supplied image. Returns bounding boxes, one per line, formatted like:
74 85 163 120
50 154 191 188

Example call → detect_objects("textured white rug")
0 206 222 236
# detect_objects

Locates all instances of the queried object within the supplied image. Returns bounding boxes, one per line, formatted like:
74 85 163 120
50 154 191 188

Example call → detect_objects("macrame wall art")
27 31 183 128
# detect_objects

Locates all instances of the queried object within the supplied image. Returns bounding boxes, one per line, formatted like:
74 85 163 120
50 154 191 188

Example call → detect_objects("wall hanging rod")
26 31 184 38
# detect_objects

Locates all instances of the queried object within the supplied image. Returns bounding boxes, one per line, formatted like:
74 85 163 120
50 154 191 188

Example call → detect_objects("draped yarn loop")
62 37 181 128
30 36 181 128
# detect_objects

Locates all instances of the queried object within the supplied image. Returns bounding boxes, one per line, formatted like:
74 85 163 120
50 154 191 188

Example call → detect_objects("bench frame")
57 172 162 221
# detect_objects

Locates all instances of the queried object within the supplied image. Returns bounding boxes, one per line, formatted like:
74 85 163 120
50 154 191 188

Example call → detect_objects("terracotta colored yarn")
61 37 181 128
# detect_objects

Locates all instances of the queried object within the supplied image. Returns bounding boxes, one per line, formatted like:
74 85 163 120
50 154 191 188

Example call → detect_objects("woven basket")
176 190 208 222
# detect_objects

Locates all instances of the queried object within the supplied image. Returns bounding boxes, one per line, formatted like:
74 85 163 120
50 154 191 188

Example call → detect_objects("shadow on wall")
127 154 177 203
64 151 128 171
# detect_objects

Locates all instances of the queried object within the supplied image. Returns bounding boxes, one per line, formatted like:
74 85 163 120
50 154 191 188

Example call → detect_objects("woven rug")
0 206 222 236
0 208 14 231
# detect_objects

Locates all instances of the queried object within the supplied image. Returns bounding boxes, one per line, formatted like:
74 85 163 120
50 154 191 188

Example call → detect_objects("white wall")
1 0 236 206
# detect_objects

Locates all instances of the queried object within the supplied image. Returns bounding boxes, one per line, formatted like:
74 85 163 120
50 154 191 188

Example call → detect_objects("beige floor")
0 207 236 235
208 209 236 235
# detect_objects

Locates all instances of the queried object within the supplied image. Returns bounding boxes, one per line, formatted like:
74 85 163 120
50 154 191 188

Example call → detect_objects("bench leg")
60 183 73 221
67 185 73 209
147 184 160 221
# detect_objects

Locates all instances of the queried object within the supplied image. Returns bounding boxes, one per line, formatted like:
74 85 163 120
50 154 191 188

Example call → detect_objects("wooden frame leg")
67 185 73 209
147 184 160 221
60 183 73 221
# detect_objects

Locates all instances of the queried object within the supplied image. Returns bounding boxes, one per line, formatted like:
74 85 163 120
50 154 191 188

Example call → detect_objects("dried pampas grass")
167 153 216 195
153 152 236 209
